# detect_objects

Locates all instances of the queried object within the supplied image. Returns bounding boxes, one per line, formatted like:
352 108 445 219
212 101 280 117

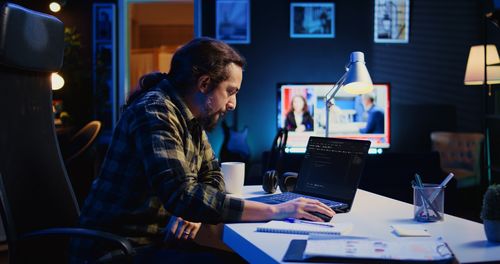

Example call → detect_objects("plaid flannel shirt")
76 79 243 251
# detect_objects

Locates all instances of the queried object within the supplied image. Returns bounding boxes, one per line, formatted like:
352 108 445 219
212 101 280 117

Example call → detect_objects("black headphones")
262 129 298 193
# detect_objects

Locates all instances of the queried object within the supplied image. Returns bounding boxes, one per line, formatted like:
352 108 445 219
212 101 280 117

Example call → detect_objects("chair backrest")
0 1 80 254
431 132 484 188
64 120 102 163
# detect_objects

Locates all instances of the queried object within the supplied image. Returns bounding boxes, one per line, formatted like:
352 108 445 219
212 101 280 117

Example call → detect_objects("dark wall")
372 0 483 136
203 0 372 159
13 0 494 161
203 0 491 160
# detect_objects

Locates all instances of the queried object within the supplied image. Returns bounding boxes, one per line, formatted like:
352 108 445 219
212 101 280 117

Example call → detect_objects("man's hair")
362 93 375 103
169 37 246 93
126 37 245 106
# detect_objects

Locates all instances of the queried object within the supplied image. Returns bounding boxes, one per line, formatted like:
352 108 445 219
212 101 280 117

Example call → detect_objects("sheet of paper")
304 236 452 261
391 224 431 237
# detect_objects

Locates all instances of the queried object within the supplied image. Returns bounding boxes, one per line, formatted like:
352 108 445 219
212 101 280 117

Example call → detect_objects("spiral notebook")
256 220 353 235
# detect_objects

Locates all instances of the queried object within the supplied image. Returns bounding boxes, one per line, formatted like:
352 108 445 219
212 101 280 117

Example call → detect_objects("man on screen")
359 94 384 134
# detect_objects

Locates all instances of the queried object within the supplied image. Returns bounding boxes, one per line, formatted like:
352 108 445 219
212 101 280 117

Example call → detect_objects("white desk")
223 186 500 264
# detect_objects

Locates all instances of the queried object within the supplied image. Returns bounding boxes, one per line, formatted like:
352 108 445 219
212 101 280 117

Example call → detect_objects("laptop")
248 136 371 213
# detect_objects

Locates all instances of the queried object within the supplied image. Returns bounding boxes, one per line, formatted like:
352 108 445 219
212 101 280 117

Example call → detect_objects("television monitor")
277 83 391 152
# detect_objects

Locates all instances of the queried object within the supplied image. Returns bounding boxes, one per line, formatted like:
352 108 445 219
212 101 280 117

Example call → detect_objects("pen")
414 175 430 217
413 177 431 220
284 218 334 227
427 173 454 203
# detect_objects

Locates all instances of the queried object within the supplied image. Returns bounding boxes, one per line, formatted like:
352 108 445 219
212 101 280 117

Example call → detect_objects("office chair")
0 3 134 263
431 132 484 188
430 132 486 221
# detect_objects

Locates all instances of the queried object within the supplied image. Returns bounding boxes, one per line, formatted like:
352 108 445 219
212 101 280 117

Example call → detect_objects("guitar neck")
233 107 238 130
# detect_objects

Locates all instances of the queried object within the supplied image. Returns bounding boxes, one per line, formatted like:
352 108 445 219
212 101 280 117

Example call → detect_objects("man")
359 94 385 134
73 38 334 263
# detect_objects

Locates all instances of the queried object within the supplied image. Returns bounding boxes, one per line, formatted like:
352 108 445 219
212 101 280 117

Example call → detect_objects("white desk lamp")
325 51 374 137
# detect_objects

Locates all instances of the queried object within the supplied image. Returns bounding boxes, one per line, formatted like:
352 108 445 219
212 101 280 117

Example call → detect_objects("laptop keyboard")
249 192 345 208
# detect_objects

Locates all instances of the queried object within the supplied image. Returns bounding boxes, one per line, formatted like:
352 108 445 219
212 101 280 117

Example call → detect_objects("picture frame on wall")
93 3 117 137
290 2 335 39
95 5 113 42
374 0 410 43
216 0 250 44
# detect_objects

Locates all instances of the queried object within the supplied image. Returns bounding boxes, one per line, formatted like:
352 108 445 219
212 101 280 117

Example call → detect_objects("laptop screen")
294 137 371 204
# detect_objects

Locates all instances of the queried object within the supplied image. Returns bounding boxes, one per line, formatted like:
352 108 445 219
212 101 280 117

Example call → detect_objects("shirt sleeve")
130 99 243 224
197 131 224 190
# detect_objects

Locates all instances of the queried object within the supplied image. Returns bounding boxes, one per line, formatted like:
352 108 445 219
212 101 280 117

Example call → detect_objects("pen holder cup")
413 183 445 222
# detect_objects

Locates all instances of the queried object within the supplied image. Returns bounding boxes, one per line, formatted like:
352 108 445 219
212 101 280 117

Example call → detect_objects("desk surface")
223 186 500 264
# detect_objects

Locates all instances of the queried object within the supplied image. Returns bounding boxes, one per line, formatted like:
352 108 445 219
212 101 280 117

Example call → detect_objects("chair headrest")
0 2 64 72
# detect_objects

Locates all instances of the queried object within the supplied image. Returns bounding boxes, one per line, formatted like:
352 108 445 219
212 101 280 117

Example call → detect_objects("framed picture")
95 5 113 41
290 2 335 38
93 3 117 137
374 0 410 43
216 0 250 44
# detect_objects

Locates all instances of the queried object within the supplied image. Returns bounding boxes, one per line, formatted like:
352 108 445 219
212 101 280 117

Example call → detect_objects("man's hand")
164 216 202 241
272 197 335 222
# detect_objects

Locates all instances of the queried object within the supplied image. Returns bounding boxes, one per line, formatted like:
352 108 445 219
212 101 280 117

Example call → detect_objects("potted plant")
481 184 500 242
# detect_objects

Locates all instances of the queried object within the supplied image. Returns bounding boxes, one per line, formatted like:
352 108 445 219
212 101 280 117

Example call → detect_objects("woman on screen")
285 95 314 132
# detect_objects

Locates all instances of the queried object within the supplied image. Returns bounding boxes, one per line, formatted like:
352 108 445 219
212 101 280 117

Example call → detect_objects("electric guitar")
220 115 250 163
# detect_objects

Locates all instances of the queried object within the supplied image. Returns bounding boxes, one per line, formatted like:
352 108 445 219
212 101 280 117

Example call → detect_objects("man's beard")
200 95 223 131
200 112 221 131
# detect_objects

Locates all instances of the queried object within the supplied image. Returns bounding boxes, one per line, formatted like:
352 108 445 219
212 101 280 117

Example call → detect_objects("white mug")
221 162 245 194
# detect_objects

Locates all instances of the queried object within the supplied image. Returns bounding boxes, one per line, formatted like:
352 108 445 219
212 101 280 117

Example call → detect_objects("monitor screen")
277 83 390 152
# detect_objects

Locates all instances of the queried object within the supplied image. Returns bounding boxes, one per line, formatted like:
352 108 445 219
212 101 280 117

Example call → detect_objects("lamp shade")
464 44 500 85
343 52 374 94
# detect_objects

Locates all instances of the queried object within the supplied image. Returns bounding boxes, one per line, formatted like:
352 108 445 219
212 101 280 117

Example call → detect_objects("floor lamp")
325 52 373 137
464 44 500 96
464 45 500 186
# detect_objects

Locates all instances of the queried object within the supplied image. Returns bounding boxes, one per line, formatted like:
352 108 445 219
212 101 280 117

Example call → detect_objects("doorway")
118 0 200 110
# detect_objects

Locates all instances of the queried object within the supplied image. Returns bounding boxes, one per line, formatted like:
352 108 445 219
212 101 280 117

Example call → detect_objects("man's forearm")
240 200 277 221
238 197 336 223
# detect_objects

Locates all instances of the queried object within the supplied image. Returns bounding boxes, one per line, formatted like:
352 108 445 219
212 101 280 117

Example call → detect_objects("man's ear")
197 75 211 94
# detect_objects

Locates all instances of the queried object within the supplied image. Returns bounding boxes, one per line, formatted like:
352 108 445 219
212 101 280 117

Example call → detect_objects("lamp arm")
325 70 349 137
325 70 348 107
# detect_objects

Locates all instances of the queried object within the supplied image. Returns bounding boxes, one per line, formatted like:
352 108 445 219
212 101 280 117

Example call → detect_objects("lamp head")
343 51 373 94
324 51 374 138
